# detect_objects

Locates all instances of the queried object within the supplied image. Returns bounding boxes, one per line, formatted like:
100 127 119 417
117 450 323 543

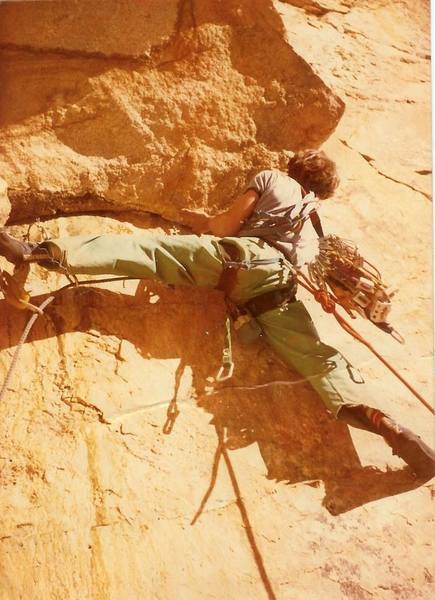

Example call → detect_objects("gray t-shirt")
238 169 319 265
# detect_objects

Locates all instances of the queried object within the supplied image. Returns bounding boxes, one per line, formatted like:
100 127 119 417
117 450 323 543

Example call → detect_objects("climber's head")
287 149 339 199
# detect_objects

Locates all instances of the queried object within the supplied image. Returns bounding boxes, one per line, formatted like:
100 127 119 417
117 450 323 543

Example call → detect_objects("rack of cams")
307 234 400 339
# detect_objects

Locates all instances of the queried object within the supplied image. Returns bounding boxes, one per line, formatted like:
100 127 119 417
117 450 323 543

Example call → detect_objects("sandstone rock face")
279 0 432 198
0 177 11 225
0 0 343 223
0 2 433 600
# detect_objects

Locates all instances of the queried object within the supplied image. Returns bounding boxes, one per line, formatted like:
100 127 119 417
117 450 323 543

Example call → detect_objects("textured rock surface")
0 177 11 225
0 1 433 599
0 0 343 222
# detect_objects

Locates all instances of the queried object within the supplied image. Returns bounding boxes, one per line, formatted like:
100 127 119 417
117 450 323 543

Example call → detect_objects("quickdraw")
215 241 286 382
216 316 234 382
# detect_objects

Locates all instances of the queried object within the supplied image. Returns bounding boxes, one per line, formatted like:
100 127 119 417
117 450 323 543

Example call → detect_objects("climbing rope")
1 246 432 419
0 294 55 404
296 270 435 416
0 267 237 441
0 275 142 405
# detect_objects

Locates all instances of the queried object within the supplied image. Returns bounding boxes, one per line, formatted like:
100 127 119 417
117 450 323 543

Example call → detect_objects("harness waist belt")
245 287 296 317
216 240 296 314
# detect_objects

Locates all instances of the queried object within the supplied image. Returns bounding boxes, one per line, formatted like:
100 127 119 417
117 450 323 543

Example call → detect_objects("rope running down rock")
296 270 435 416
0 276 140 405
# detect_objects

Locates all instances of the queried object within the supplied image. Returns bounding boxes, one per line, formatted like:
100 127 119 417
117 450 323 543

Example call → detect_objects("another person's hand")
180 208 210 234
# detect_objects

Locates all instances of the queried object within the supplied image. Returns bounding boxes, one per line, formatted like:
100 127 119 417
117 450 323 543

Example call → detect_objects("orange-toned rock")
0 0 343 222
0 177 11 225
0 1 433 599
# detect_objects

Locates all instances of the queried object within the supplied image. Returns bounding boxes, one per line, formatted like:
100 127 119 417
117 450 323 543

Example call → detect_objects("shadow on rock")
199 384 422 514
0 286 422 514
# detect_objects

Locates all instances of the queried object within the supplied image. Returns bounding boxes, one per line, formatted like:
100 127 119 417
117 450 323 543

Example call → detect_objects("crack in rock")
61 395 110 424
339 139 431 200
278 0 351 17
0 42 153 64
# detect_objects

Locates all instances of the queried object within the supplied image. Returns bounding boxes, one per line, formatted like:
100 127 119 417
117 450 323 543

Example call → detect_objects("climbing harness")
245 287 296 317
216 240 286 287
307 234 403 342
215 240 290 380
238 191 319 244
215 193 318 356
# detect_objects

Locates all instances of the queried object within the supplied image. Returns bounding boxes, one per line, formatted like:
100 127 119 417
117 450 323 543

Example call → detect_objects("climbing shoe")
379 416 435 480
338 404 435 479
0 229 51 265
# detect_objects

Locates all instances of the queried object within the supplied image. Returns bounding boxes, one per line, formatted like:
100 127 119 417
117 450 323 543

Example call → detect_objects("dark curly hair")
287 149 339 199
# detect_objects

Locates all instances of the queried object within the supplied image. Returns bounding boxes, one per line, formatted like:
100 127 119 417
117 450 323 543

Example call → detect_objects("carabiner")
216 360 235 382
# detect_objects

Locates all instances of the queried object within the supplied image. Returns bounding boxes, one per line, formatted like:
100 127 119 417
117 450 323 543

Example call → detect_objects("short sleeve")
244 171 270 196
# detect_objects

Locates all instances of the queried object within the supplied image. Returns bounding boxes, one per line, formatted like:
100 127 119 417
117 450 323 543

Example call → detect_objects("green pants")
45 232 365 416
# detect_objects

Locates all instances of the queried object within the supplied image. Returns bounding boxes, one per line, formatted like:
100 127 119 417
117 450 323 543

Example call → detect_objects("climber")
1 149 434 479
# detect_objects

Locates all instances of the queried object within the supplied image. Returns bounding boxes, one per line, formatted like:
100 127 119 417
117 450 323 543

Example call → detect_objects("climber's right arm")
182 189 258 237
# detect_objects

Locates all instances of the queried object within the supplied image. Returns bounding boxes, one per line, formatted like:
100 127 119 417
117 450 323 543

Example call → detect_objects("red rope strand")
296 272 434 416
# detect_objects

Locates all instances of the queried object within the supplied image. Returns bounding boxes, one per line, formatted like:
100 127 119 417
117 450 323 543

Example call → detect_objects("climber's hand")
180 209 211 234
